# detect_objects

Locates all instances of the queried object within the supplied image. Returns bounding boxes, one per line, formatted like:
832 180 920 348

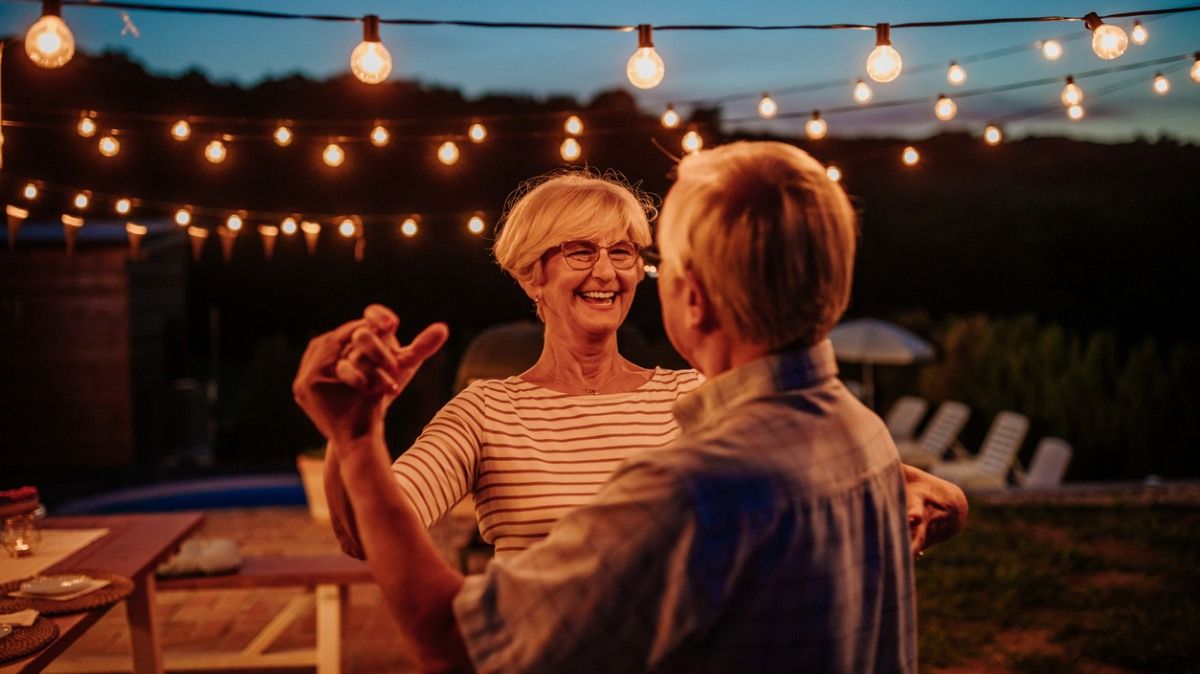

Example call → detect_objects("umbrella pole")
864 362 875 410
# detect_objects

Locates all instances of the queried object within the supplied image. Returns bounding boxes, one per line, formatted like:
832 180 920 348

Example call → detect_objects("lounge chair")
931 411 1030 489
896 400 970 469
884 396 928 443
1014 437 1072 488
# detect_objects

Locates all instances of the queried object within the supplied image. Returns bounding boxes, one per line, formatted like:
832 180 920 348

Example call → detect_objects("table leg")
126 574 164 674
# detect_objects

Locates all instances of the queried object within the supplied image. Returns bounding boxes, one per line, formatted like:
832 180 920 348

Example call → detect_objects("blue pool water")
55 474 307 515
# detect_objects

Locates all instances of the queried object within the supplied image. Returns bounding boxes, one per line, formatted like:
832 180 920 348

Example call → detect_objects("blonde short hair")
659 141 857 349
494 169 655 288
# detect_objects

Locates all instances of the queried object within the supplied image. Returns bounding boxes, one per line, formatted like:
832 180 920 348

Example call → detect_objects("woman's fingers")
399 323 450 367
350 326 401 372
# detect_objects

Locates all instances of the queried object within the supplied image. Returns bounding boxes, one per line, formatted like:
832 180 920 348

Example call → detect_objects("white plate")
0 624 12 640
20 574 91 596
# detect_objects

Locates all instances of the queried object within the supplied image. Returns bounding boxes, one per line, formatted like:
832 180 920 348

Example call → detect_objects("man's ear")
683 269 719 333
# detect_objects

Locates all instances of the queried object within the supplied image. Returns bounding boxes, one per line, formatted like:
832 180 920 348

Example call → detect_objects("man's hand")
903 464 968 556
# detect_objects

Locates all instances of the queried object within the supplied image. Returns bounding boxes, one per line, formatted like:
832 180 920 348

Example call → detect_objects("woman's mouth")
577 290 617 306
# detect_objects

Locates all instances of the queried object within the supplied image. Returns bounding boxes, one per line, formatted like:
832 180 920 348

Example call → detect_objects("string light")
681 129 703 154
1084 13 1128 60
301 221 321 256
1130 21 1149 46
98 135 121 157
468 214 486 235
25 0 75 68
1152 73 1170 95
626 24 665 89
1040 39 1064 61
73 191 90 210
370 124 390 147
947 62 966 86
468 123 487 143
174 207 192 227
661 104 681 129
934 95 957 121
1061 76 1084 106
1067 103 1085 120
401 217 419 237
758 93 778 119
560 137 582 161
22 183 39 200
280 216 298 235
805 111 827 140
865 23 902 83
901 146 920 166
350 15 392 84
1191 53 1200 83
273 124 294 147
853 79 874 104
564 115 584 136
171 119 191 141
983 124 1003 145
115 198 132 215
205 139 228 163
338 217 357 238
226 213 244 232
825 165 842 182
323 142 345 167
437 141 460 165
77 113 97 138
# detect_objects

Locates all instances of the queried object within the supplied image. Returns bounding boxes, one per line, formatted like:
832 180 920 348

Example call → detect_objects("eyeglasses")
553 240 641 270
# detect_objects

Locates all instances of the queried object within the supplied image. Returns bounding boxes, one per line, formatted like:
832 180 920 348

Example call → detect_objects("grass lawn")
916 503 1200 673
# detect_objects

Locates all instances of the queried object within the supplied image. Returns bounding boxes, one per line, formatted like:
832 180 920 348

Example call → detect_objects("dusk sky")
2 0 1199 141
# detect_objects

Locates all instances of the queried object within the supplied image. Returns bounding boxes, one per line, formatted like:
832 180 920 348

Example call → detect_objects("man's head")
656 142 858 371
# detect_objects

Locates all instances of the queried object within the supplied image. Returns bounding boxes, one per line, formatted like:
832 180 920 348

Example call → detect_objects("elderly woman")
317 170 964 561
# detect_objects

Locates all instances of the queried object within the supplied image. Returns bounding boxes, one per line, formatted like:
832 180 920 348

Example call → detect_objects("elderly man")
294 141 959 673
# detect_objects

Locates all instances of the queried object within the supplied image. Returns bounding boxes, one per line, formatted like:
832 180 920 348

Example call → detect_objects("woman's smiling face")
534 231 643 340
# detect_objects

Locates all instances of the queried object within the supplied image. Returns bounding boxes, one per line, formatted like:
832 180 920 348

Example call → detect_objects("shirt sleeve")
391 382 487 528
451 459 716 674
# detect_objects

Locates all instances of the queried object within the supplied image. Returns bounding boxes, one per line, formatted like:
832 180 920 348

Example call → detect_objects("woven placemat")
0 616 59 665
0 571 134 616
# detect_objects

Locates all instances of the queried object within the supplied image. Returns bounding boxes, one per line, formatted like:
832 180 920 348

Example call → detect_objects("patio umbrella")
829 318 935 409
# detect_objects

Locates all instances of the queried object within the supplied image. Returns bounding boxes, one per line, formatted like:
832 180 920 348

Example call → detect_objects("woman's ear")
517 263 546 303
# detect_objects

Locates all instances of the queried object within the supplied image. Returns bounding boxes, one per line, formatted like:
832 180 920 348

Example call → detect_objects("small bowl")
20 574 91 596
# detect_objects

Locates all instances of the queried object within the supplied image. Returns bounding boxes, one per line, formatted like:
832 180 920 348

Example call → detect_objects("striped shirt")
391 367 704 556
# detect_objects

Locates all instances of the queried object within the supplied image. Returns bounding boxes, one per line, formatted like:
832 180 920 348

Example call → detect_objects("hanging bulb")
25 0 75 68
564 115 584 136
1130 21 1148 46
1085 13 1128 60
1192 54 1200 83
1061 77 1084 106
805 112 827 140
1040 39 1064 61
401 217 419 238
77 113 97 138
280 216 299 236
1067 104 1085 121
205 139 228 164
681 129 703 154
468 214 486 235
934 95 957 122
560 138 582 161
370 124 390 147
1153 73 1170 95
22 183 39 200
98 135 120 157
853 79 874 104
825 165 842 182
865 24 902 83
468 123 487 143
226 214 244 232
338 218 357 238
114 198 132 215
901 146 920 166
758 93 778 119
273 124 294 147
323 143 345 167
174 208 192 227
947 62 966 86
983 124 1003 146
661 104 681 129
437 141 460 165
626 25 665 89
350 15 393 84
171 120 191 141
73 191 90 210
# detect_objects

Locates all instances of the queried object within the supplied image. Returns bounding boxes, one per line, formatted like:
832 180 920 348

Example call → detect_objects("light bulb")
468 215 485 235
281 217 298 235
865 24 902 83
681 130 703 154
98 135 120 157
77 115 97 138
983 125 1003 146
626 25 665 89
825 165 842 182
468 123 487 143
273 124 294 147
902 146 920 166
226 214 243 232
370 124 390 147
205 139 227 164
1067 104 1085 121
947 62 966 86
661 105 680 129
338 218 357 238
1041 39 1064 61
1061 77 1083 106
853 79 873 104
22 183 39 200
1086 14 1128 60
934 95 957 122
1192 55 1200 83
115 198 131 215
1130 21 1148 46
73 192 90 210
174 208 192 227
350 15 392 84
323 143 345 167
805 112 827 140
25 2 75 69
171 120 191 141
401 218 418 238
437 141 459 165
564 115 584 136
560 138 582 161
758 94 778 119
1153 73 1170 95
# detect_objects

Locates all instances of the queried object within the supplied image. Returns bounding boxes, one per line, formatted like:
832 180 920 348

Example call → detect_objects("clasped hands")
293 304 448 446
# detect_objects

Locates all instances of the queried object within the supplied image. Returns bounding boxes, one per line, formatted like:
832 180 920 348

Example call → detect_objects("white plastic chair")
896 400 970 469
1016 437 1072 488
932 411 1030 489
884 396 928 443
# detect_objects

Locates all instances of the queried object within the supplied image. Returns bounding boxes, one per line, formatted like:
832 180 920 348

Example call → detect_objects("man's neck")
690 331 770 379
